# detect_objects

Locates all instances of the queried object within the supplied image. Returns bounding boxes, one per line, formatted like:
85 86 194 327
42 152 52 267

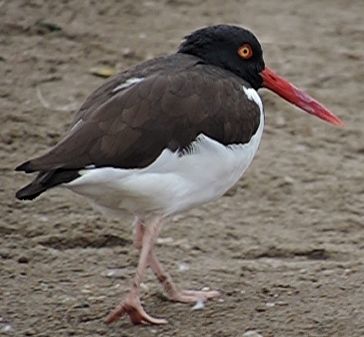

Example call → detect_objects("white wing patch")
112 77 144 93
243 86 263 113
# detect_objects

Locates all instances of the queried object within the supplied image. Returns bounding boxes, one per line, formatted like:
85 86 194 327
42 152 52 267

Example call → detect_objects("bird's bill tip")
260 67 344 127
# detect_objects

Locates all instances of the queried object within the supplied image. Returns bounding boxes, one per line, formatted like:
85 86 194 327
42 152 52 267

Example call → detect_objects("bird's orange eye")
238 44 253 59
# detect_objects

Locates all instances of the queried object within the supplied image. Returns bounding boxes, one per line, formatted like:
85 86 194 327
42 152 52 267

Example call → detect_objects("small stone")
243 331 263 337
122 48 136 58
81 284 93 293
283 175 295 184
157 237 174 245
178 262 190 272
73 302 90 309
191 299 205 311
101 268 127 279
344 268 353 275
18 256 29 263
0 250 11 259
0 323 12 333
58 295 73 303
38 215 49 222
90 66 116 78
261 287 270 294
255 306 266 312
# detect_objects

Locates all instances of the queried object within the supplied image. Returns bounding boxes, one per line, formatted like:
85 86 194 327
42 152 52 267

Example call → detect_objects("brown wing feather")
17 55 261 173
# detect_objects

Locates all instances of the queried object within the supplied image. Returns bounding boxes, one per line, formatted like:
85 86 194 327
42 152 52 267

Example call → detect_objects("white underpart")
112 77 144 93
65 86 264 218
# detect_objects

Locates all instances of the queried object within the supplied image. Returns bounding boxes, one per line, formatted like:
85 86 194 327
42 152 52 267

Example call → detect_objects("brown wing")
16 55 261 173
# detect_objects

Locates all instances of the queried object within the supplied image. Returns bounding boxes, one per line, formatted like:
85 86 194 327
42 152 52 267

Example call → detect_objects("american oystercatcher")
15 25 342 325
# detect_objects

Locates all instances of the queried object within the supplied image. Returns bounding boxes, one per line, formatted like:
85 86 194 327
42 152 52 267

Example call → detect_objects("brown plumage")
16 54 260 200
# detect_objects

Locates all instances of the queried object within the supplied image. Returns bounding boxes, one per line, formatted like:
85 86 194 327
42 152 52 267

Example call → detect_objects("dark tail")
15 168 80 200
16 180 48 200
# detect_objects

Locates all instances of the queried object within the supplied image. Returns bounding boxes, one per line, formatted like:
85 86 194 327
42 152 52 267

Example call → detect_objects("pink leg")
136 220 220 303
105 217 167 325
149 249 220 302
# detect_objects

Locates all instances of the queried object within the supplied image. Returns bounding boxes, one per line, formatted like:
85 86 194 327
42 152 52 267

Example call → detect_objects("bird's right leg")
135 219 219 303
105 217 167 325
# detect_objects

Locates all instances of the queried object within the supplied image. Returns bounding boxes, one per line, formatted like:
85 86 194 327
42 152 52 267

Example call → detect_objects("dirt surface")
1 1 364 336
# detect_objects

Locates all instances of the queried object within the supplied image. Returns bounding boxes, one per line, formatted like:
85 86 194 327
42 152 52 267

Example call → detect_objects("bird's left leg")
149 248 220 303
135 220 220 303
105 217 167 325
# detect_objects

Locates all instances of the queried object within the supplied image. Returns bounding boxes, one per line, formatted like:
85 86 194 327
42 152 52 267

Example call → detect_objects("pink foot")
105 293 167 325
169 289 220 303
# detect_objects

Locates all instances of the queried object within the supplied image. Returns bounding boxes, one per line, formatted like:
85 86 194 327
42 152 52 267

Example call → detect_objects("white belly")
65 87 264 217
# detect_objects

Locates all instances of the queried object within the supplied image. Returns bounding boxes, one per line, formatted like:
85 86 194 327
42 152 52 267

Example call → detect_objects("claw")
105 294 167 325
169 289 220 303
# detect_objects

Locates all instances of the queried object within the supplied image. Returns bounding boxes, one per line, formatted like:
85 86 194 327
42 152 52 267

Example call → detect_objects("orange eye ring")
238 44 253 59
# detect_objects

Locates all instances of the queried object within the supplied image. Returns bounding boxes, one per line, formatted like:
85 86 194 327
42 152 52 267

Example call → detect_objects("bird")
15 24 343 325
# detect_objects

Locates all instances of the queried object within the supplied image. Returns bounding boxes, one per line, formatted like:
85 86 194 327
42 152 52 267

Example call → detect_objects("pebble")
191 299 205 310
344 268 353 275
178 262 190 272
38 215 49 222
242 331 263 337
18 256 29 263
122 48 136 58
0 250 11 259
255 306 266 312
0 323 13 334
2 324 12 333
157 237 174 245
81 284 94 294
265 302 275 307
24 329 36 336
101 268 127 279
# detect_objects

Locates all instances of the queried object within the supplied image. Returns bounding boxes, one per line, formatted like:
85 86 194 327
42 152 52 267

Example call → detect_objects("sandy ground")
1 0 364 336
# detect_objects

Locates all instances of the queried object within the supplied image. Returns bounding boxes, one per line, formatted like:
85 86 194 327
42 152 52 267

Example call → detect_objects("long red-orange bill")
260 67 343 126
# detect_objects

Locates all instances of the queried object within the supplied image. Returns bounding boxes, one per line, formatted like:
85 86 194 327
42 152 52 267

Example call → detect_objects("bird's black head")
178 24 343 126
178 25 265 89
